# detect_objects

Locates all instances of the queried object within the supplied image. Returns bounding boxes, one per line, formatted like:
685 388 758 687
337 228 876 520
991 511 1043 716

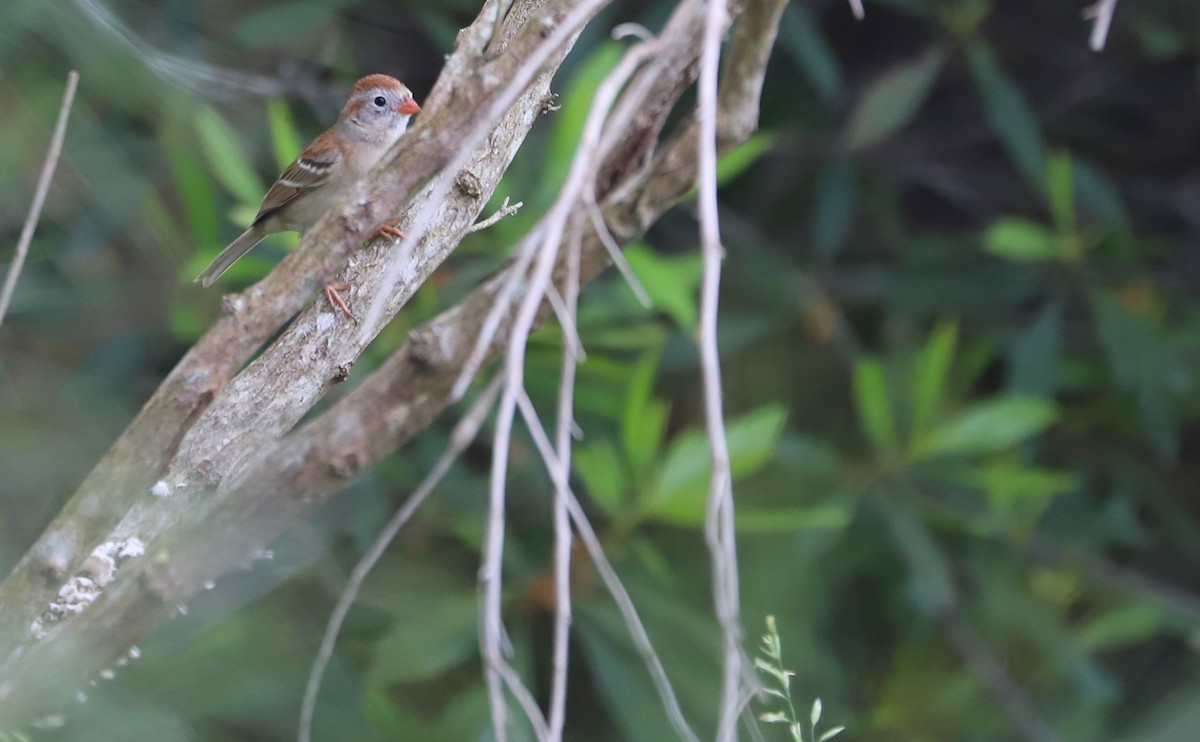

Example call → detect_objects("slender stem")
697 1 745 738
547 218 583 740
0 71 79 333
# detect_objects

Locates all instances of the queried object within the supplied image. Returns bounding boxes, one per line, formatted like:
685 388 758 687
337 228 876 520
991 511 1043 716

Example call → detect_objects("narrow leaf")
853 360 899 454
915 395 1056 459
846 46 946 149
195 107 262 205
966 42 1047 190
985 218 1059 263
910 319 958 439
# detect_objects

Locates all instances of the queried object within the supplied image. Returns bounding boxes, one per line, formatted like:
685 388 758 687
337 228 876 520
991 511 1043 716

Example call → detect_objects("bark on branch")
0 0 787 728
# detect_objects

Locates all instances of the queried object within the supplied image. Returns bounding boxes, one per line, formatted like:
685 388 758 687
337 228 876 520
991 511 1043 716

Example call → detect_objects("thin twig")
478 38 659 738
544 284 586 364
515 392 701 742
697 0 745 739
297 374 504 742
468 197 524 234
584 192 651 307
547 217 584 741
940 611 1059 742
0 71 79 334
454 226 546 402
1082 0 1118 52
847 0 864 20
451 39 660 400
73 0 297 101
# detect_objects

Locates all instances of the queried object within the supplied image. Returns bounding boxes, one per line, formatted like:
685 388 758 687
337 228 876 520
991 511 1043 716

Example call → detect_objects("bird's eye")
373 95 387 107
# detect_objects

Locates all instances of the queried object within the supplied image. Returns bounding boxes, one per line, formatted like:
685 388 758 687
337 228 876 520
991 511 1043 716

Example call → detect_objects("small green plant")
755 616 844 742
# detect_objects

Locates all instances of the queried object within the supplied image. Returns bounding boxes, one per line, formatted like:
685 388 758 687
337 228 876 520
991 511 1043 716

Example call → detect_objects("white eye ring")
373 95 387 108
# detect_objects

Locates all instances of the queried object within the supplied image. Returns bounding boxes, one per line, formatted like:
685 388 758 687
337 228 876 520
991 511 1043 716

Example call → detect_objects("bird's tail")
194 224 266 287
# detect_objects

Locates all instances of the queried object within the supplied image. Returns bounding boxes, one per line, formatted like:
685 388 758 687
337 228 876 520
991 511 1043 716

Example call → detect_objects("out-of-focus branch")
939 611 1059 742
71 0 326 104
0 72 79 334
1083 0 1118 52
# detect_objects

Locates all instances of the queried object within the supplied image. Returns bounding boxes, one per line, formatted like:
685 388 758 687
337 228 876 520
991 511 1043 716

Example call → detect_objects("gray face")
344 86 413 145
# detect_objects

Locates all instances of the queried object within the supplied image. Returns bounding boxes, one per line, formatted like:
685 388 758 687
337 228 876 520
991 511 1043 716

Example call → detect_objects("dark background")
3 0 1200 739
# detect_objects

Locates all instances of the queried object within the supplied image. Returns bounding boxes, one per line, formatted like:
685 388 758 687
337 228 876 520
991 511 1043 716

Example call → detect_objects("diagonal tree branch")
0 0 787 730
0 0 606 719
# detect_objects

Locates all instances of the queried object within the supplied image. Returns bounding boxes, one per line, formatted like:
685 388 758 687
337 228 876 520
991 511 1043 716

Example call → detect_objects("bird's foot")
324 282 357 322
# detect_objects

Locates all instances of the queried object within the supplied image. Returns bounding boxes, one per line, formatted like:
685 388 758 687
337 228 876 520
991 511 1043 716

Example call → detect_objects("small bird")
195 74 421 316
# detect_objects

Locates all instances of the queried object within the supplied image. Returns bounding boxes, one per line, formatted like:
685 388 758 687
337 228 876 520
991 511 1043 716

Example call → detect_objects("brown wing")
252 135 343 224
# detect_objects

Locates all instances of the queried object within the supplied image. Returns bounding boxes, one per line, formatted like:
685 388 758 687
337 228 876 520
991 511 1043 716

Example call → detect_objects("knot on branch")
328 452 362 481
456 170 484 200
332 362 354 384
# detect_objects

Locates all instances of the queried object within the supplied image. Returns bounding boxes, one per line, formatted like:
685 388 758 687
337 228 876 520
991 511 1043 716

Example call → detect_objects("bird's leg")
325 218 403 320
324 282 356 322
372 217 405 242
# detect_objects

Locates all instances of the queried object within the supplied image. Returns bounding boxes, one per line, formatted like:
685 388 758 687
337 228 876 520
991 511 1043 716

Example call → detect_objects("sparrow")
195 74 421 316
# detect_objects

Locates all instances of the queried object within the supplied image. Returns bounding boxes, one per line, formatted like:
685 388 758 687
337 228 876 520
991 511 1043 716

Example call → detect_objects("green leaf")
164 127 219 256
360 686 420 737
717 132 776 186
1008 301 1062 396
195 106 262 206
1092 290 1186 457
779 4 843 102
622 244 703 331
914 395 1056 459
1073 158 1131 226
543 42 624 200
910 319 958 440
811 162 857 260
576 613 689 742
979 462 1078 510
819 726 847 741
1047 150 1076 235
681 134 778 203
621 349 669 474
234 0 350 46
266 97 302 171
984 218 1059 262
367 595 478 685
1079 603 1166 650
846 46 946 149
853 360 900 454
645 406 788 524
574 439 628 515
884 506 956 614
966 42 1048 190
629 536 674 583
734 506 850 532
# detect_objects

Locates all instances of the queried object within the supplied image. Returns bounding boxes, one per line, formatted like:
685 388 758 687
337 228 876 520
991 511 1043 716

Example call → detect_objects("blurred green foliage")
3 0 1200 740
